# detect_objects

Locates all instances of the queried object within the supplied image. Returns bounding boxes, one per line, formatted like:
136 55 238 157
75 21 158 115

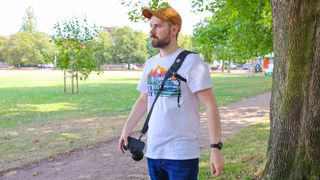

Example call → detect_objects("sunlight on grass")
23 103 79 112
61 133 81 140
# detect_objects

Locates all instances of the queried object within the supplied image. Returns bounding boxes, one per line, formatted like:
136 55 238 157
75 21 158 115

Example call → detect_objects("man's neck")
159 43 180 57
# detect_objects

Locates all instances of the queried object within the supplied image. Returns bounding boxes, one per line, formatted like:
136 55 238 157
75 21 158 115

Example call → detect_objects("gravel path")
1 91 271 180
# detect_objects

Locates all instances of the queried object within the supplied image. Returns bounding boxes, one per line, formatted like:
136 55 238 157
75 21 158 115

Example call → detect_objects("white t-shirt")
137 48 212 160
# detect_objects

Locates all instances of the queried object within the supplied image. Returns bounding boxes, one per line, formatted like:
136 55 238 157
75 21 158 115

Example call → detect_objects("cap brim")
142 9 153 19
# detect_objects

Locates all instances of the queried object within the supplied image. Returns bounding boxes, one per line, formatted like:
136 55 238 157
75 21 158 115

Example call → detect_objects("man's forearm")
196 88 222 144
206 103 222 144
123 93 148 133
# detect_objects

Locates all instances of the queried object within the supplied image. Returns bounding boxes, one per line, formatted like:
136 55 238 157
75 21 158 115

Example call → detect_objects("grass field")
0 69 272 173
199 119 269 179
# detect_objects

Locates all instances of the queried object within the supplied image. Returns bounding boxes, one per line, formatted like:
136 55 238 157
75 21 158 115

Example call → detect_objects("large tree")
263 1 320 178
6 32 32 67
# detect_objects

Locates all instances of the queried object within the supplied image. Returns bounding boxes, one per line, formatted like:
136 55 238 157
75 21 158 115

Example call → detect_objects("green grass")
0 70 272 128
199 119 270 180
0 70 141 128
0 70 272 173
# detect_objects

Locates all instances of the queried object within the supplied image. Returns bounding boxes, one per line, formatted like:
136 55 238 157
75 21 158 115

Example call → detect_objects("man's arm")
196 88 224 176
118 92 148 153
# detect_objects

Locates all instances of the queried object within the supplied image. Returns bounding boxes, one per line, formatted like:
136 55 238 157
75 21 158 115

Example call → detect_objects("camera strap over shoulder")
140 50 194 138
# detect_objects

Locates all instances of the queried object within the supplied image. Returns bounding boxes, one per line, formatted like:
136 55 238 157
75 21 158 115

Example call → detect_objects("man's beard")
150 31 171 48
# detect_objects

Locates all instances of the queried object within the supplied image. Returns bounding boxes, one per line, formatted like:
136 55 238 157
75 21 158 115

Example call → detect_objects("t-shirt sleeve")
186 55 212 93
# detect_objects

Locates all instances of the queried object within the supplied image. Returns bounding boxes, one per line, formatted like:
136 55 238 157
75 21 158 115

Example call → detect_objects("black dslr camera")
123 136 145 161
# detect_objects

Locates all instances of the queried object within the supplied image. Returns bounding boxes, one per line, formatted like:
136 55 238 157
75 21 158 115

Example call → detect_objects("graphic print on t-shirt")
146 65 181 97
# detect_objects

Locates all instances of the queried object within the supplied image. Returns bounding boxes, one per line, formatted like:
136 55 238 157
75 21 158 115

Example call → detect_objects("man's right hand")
118 136 128 154
118 130 133 154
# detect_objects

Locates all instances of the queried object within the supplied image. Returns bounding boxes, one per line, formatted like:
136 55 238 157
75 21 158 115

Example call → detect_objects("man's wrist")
210 141 223 150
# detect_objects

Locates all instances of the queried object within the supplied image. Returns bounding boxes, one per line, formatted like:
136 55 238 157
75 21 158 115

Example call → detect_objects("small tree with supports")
52 16 101 94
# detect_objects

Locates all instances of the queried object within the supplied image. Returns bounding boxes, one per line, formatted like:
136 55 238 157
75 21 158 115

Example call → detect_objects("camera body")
123 136 145 161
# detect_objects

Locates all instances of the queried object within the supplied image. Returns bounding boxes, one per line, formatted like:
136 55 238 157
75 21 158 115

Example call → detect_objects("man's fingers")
118 132 132 154
118 139 124 154
214 166 223 176
210 163 215 174
119 137 128 154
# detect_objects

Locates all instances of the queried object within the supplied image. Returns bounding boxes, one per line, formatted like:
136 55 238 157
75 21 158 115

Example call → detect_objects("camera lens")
132 151 144 161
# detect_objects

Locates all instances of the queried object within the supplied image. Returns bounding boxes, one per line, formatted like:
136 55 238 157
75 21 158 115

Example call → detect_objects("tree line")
0 22 189 68
0 7 192 70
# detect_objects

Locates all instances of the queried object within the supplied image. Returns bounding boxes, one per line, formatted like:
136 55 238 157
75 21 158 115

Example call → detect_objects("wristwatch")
210 142 223 150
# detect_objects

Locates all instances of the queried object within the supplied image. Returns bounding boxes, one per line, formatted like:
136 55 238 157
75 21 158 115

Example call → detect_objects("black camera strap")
139 50 194 139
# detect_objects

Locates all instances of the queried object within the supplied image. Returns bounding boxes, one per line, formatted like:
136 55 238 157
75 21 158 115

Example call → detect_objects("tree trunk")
264 0 320 179
221 60 225 72
71 71 74 94
64 70 66 93
76 72 79 94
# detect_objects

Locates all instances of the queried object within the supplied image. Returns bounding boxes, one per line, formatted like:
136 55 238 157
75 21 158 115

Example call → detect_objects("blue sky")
0 0 210 36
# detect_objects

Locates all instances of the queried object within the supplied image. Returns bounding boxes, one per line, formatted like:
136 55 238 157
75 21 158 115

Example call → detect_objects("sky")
0 0 210 36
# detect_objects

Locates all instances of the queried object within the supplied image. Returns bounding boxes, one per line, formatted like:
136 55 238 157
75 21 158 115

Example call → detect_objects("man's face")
149 16 173 48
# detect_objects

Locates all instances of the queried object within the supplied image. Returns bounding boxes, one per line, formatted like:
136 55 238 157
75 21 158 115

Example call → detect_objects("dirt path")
1 91 271 180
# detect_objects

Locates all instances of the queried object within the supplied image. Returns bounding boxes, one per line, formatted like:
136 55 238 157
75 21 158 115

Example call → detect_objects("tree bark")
76 72 79 94
71 71 74 94
264 0 320 179
64 70 66 93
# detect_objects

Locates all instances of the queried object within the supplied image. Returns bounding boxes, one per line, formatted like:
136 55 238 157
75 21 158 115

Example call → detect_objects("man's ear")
171 24 180 37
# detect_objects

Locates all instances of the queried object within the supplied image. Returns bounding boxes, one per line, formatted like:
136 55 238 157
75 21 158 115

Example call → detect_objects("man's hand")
210 149 225 176
118 130 133 154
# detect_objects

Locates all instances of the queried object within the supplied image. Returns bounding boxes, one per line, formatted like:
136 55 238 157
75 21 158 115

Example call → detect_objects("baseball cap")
142 7 182 29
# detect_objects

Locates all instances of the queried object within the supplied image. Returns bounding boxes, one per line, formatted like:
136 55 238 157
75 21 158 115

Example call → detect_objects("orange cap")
142 7 182 30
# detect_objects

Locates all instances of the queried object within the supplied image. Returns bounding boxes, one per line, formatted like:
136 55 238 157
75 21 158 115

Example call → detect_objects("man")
118 6 224 179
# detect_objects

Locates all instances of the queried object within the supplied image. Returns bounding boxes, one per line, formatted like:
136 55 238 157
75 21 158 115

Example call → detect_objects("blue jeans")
147 158 199 180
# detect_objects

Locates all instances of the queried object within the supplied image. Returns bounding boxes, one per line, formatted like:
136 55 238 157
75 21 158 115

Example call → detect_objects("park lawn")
198 119 270 179
0 70 272 173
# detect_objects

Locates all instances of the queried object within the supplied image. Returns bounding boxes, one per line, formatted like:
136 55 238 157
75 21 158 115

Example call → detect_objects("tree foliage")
119 0 170 22
0 35 9 61
108 26 148 66
5 32 53 67
94 30 112 64
21 6 37 33
178 33 192 51
51 16 101 79
192 0 272 65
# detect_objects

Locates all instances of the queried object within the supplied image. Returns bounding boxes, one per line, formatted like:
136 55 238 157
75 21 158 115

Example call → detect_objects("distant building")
0 61 9 68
